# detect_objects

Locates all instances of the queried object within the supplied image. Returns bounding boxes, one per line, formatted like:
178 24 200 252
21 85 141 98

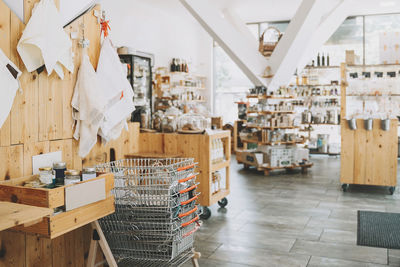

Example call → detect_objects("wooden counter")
138 130 231 207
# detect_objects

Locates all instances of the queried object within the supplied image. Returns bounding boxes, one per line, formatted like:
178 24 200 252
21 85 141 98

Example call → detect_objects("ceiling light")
380 1 396 7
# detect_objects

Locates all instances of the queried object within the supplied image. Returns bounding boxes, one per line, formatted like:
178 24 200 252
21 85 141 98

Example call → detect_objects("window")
322 17 363 66
213 44 252 123
365 14 400 64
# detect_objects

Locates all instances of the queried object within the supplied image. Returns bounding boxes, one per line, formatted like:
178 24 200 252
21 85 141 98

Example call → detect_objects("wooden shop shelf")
240 139 305 146
211 160 230 173
0 173 115 239
247 95 294 100
246 110 295 115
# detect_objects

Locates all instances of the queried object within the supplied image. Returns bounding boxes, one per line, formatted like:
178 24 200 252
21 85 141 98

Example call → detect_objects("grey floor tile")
209 244 310 267
188 156 399 266
307 256 388 267
206 229 296 252
320 229 357 245
240 222 322 241
291 240 387 264
181 257 256 267
307 217 357 232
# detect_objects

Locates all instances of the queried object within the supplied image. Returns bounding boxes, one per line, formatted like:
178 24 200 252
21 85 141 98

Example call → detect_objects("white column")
180 0 269 87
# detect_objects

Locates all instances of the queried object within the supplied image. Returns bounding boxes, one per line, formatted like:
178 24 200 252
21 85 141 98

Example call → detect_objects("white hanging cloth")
72 52 107 157
0 48 22 129
17 0 73 79
96 37 134 142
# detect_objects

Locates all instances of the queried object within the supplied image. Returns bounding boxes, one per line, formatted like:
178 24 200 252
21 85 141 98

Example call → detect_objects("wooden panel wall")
0 0 140 180
0 1 140 266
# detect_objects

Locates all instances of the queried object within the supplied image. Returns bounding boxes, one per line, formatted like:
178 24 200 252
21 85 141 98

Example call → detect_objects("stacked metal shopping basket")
96 158 201 267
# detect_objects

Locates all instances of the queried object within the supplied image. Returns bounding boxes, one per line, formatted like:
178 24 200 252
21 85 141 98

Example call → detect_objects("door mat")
358 210 400 249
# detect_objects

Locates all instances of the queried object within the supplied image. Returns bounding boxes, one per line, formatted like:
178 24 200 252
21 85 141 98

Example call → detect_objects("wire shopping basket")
96 158 201 264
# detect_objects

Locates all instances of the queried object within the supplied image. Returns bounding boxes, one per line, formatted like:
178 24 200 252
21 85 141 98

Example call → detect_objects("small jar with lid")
53 162 66 186
39 167 54 185
64 170 81 185
82 167 97 181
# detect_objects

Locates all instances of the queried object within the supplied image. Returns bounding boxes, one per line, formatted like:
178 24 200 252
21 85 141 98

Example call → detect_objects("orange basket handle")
181 195 198 205
178 174 196 184
182 215 199 228
177 164 195 172
182 225 200 238
179 184 197 194
179 206 198 218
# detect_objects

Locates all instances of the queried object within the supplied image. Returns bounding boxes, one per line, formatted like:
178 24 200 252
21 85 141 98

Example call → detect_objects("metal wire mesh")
96 158 200 264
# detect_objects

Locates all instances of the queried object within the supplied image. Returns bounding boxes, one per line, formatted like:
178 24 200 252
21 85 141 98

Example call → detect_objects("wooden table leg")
87 221 117 267
192 249 201 267
264 170 270 176
301 167 308 174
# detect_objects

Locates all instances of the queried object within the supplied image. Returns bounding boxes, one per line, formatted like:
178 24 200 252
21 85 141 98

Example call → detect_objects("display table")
137 130 231 219
0 202 52 231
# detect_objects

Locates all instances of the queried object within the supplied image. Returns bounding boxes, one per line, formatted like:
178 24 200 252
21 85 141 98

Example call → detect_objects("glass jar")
53 162 66 186
39 167 54 185
161 116 176 133
177 113 207 132
153 111 164 132
82 167 96 181
64 170 81 185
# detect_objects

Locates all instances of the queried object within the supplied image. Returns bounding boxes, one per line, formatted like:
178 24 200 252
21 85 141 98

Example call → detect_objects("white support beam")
268 0 331 90
180 0 269 87
296 0 352 71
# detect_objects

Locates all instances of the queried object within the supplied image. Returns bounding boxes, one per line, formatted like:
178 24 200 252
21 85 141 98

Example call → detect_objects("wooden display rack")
138 130 231 219
340 63 398 193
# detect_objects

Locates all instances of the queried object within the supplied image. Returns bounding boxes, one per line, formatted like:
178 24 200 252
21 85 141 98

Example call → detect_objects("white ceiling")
213 0 400 23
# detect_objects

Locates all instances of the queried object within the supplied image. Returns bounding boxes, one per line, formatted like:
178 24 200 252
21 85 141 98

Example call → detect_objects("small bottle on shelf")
317 53 320 66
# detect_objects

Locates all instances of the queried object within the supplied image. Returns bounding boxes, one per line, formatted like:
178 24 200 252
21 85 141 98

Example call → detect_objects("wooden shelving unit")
236 92 312 176
138 130 231 219
340 63 398 193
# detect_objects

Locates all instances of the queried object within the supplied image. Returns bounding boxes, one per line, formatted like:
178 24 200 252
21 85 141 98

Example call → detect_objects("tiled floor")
183 156 400 267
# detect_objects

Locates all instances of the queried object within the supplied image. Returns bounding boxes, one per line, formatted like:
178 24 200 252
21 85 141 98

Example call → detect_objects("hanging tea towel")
72 52 107 157
0 48 21 129
17 0 73 79
97 37 134 142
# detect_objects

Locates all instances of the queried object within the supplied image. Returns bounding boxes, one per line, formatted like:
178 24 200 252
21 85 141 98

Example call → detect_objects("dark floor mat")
358 210 400 249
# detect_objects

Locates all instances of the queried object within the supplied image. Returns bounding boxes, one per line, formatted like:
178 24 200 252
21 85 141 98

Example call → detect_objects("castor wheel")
389 186 396 195
200 206 211 220
218 197 228 208
341 184 349 192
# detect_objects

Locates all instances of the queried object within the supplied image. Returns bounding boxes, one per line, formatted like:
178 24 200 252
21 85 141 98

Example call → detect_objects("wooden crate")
0 173 115 239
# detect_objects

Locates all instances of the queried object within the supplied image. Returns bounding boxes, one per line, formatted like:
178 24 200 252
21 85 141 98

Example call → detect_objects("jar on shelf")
64 170 81 185
39 167 54 185
82 167 97 181
177 113 207 132
162 116 177 133
53 162 66 186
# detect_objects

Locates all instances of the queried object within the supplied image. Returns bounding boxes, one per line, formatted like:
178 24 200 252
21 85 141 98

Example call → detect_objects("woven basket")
259 27 282 56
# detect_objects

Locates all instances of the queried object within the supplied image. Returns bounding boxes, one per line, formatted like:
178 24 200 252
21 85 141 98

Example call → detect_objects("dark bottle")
322 53 325 66
327 53 330 66
176 59 181 72
171 58 176 72
317 53 320 66
181 59 185 72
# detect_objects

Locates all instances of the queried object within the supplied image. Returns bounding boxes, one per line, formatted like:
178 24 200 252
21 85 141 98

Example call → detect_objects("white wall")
101 0 214 111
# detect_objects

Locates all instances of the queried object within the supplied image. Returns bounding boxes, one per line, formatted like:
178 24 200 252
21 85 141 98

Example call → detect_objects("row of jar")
29 162 97 188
